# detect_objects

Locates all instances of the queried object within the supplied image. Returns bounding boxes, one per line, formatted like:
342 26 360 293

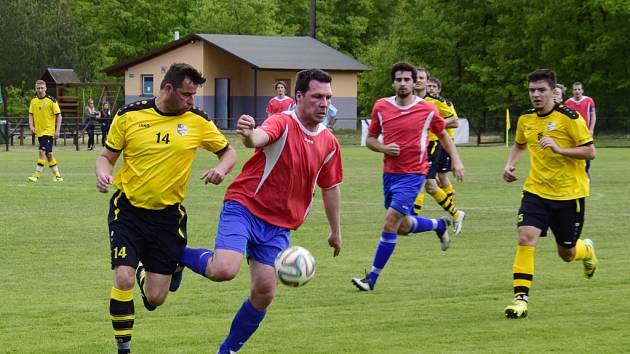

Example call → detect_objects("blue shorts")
383 173 425 215
214 200 290 266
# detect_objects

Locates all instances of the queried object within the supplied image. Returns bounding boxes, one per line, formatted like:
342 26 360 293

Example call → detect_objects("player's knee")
45 152 53 160
558 251 574 262
250 286 275 310
145 287 168 306
115 273 135 290
425 181 439 194
208 266 238 282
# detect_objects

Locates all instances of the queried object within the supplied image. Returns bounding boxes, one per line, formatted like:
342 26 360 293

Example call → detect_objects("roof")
103 33 369 75
41 68 82 84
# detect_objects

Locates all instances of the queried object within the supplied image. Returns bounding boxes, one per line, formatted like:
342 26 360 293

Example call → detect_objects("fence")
2 115 629 151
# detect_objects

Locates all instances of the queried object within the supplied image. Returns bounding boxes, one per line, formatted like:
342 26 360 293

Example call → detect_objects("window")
142 75 154 96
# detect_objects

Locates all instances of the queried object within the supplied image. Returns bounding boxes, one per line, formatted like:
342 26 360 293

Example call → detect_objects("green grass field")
1 140 629 353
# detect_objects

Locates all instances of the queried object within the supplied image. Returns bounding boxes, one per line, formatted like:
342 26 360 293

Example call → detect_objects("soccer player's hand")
503 166 518 182
452 161 464 182
382 143 400 156
96 173 114 193
236 115 256 137
328 231 342 257
200 168 225 185
538 136 559 153
55 131 60 139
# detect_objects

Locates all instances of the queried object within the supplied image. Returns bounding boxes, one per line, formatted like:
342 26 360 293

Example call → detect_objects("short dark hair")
416 67 430 80
274 81 287 90
294 69 332 95
160 63 206 89
572 81 584 88
390 62 417 83
527 69 556 88
428 77 442 90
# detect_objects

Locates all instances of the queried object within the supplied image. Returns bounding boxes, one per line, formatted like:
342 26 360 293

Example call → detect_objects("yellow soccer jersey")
106 99 229 210
29 96 61 137
515 105 593 200
425 94 457 140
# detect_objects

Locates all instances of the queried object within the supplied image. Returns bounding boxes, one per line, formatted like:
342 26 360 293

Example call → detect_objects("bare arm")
444 116 459 129
95 148 120 193
236 115 270 148
55 113 62 138
200 146 237 185
321 185 342 257
438 131 464 181
588 111 596 135
28 113 36 135
539 137 596 160
503 143 527 182
366 135 399 156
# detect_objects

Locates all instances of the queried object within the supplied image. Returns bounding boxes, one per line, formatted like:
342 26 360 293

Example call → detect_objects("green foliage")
4 86 34 117
1 0 629 127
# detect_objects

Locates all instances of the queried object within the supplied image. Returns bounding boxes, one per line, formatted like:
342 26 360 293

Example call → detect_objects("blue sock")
369 232 397 285
409 216 445 234
219 298 266 354
180 247 213 276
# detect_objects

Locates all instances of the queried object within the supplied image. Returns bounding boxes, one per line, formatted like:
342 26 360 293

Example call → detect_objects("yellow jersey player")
503 69 597 319
95 63 237 354
27 80 63 182
413 68 465 235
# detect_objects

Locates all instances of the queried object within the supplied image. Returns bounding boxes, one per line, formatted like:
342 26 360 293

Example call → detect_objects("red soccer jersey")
564 96 596 127
368 96 445 174
224 112 343 230
266 96 295 115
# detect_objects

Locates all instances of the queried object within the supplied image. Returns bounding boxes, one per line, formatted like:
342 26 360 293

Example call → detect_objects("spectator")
99 101 113 147
84 99 100 150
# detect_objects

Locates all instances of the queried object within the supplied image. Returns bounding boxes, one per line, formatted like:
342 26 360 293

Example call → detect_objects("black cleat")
169 266 184 292
135 263 156 311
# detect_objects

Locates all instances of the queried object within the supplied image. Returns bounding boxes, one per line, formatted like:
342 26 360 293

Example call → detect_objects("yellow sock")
512 245 535 301
48 159 61 176
414 192 425 214
572 239 592 261
430 188 458 216
442 183 454 197
110 287 134 350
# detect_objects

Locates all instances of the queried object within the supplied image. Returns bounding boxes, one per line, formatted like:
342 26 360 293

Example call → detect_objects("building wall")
124 42 361 129
124 41 206 97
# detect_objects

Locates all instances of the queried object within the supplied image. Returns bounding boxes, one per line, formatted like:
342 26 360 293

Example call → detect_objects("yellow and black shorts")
107 190 187 274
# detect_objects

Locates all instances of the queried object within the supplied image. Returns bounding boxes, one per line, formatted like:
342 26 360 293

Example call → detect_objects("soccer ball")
274 246 316 287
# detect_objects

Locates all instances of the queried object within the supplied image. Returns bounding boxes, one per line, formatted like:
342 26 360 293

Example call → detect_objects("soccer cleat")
135 263 156 311
452 210 465 235
504 298 528 319
351 272 374 291
53 176 64 182
169 265 184 292
436 217 451 251
583 238 598 278
27 175 39 182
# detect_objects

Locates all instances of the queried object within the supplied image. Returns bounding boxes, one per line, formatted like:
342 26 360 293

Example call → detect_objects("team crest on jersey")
546 122 556 131
177 124 188 136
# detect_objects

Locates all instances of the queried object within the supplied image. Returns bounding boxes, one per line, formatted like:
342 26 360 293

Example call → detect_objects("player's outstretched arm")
96 148 120 193
201 146 237 185
236 115 269 148
322 185 342 257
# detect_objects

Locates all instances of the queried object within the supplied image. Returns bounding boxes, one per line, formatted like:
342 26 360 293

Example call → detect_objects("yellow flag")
506 108 511 130
505 109 511 147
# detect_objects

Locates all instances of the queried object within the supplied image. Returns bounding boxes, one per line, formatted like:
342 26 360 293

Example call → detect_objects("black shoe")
135 263 156 311
169 266 184 292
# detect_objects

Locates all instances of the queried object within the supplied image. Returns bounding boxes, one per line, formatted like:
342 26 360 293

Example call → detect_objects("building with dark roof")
103 33 369 129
